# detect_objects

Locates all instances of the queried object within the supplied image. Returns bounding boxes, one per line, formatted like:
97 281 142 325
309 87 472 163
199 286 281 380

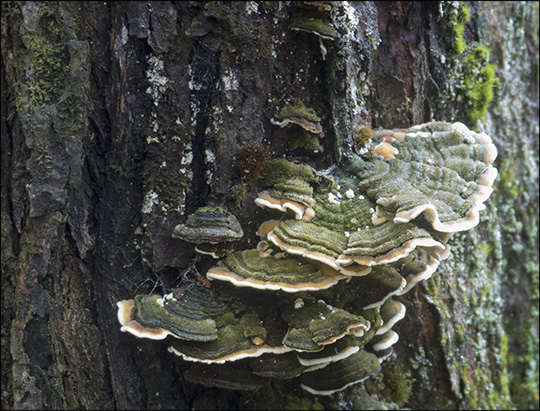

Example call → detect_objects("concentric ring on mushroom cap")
168 343 294 364
117 295 219 342
281 297 372 352
206 249 348 293
268 218 445 270
255 190 313 220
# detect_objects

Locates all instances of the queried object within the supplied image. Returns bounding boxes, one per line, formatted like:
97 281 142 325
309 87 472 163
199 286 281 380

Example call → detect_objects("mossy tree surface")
1 1 537 410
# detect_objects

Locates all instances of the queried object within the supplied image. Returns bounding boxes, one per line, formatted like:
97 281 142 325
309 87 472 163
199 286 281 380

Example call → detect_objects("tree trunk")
1 1 538 410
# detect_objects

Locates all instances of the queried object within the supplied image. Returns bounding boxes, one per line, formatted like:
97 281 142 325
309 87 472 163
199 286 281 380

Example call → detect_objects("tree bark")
1 1 538 410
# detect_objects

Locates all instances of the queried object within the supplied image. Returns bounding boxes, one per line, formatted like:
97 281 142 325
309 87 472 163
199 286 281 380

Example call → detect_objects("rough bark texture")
1 1 538 410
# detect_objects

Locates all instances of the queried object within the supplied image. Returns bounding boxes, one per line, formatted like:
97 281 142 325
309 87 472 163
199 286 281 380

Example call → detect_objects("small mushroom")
376 298 406 336
271 100 323 133
172 206 243 244
392 248 441 295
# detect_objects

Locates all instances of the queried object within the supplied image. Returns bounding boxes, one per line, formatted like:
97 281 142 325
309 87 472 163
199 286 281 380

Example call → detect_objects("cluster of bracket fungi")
117 121 497 396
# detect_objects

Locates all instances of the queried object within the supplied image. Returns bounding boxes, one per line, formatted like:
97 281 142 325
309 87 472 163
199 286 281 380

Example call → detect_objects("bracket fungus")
117 122 497 396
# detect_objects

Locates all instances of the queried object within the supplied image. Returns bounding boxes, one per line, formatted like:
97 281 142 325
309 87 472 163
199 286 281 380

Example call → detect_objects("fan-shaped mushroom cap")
362 122 498 233
118 293 220 342
376 299 406 336
392 248 441 295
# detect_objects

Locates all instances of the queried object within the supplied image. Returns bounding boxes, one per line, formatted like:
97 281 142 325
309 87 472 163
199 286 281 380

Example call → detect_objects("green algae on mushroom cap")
294 322 383 367
281 296 371 351
258 168 448 269
168 319 290 364
172 206 244 244
117 299 174 340
255 159 320 219
268 216 444 270
166 290 293 364
313 265 407 310
255 190 315 220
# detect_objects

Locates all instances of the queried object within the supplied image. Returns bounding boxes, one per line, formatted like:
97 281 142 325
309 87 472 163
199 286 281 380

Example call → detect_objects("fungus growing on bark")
117 293 219 342
376 299 406 336
255 158 319 219
117 122 497 396
280 296 371 351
